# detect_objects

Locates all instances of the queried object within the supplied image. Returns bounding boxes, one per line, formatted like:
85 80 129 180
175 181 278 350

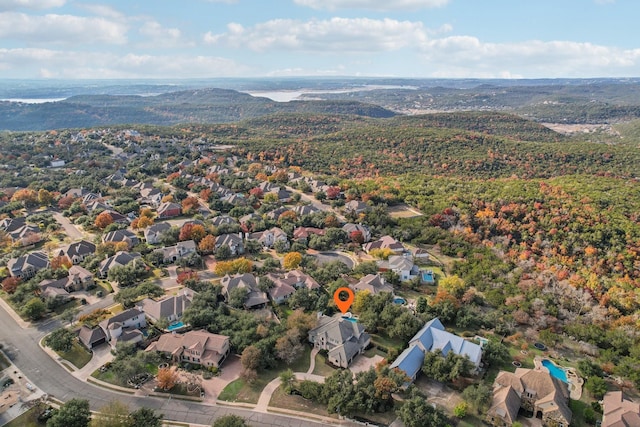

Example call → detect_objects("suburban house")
144 222 172 245
102 229 139 249
350 274 394 295
101 209 130 225
363 235 405 254
391 318 483 385
379 255 422 282
308 314 371 368
157 202 182 218
602 391 640 427
0 216 26 233
7 251 49 279
342 223 372 243
146 330 230 368
293 205 320 217
211 215 237 227
99 308 147 347
215 233 244 256
137 289 196 324
265 273 296 305
220 273 269 309
85 200 111 213
247 227 288 249
7 224 42 246
155 240 197 264
56 240 96 264
487 368 572 427
98 251 142 278
138 187 164 207
39 265 94 296
78 325 108 349
293 227 325 242
344 200 370 215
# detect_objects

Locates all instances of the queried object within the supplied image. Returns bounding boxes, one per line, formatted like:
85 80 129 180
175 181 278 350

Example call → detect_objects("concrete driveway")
349 354 384 376
202 355 242 402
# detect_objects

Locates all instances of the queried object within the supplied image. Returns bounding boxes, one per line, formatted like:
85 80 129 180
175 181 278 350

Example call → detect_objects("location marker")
333 287 355 314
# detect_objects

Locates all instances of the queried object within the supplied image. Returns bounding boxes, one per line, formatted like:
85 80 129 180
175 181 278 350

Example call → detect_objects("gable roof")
78 325 107 348
99 308 144 331
390 344 425 382
8 251 49 275
603 391 640 427
138 289 196 322
351 274 394 295
409 318 482 366
59 240 96 258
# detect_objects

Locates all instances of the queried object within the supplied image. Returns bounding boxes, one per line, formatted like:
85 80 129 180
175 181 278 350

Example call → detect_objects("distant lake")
0 98 66 104
244 85 417 102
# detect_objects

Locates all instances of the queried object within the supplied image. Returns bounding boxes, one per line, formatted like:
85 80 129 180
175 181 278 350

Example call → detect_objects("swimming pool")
167 321 185 331
393 297 406 305
541 359 568 383
341 316 357 323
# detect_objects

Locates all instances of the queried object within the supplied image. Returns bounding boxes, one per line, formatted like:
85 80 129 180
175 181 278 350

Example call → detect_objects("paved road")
0 305 338 426
52 211 85 241
314 251 355 269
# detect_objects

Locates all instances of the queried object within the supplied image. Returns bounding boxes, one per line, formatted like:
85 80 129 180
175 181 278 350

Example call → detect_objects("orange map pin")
333 287 355 314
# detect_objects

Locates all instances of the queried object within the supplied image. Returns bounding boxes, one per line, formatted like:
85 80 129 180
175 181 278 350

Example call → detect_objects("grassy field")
269 385 337 419
4 407 45 427
58 341 92 369
311 353 337 377
218 346 311 403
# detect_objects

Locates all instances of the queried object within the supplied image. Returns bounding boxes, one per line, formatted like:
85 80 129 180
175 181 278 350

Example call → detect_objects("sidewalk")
0 297 29 329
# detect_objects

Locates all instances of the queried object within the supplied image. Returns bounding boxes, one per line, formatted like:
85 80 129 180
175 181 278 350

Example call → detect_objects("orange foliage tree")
283 252 302 270
157 367 178 391
179 223 206 242
2 276 21 294
51 255 72 270
94 211 114 229
181 196 200 215
198 234 216 254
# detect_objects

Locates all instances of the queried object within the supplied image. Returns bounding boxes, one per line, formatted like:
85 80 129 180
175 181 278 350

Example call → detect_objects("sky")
0 0 639 79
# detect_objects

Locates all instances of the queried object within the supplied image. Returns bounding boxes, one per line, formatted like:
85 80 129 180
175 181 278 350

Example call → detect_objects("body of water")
541 359 568 383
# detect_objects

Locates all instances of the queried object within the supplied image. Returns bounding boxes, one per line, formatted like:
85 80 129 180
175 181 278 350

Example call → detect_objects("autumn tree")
11 188 38 207
57 195 76 210
51 255 72 270
94 211 114 229
38 189 54 206
179 223 206 242
136 215 154 229
275 328 304 364
438 275 466 298
283 251 302 270
157 367 178 391
249 187 263 199
349 230 365 244
214 258 252 276
198 234 216 254
2 276 20 294
181 196 200 215
241 345 262 371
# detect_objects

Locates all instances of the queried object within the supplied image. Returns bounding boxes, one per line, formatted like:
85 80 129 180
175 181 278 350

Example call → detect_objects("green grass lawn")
370 333 404 351
4 407 45 427
218 346 311 404
269 384 337 419
312 353 337 377
58 341 92 369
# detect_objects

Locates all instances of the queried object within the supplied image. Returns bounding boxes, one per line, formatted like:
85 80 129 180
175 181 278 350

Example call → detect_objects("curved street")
0 303 345 426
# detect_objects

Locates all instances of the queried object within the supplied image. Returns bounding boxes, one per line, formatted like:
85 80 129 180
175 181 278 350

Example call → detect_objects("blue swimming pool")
167 321 184 331
393 297 406 305
341 316 357 323
542 359 568 383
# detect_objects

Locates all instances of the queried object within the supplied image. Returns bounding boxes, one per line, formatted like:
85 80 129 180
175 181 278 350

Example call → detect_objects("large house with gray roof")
56 240 96 264
308 314 371 368
98 251 141 278
145 330 230 368
8 251 49 279
220 273 269 309
137 289 196 324
487 368 572 427
98 308 147 347
391 318 482 385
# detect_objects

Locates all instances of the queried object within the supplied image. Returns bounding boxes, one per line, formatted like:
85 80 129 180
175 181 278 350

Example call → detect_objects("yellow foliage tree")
283 252 302 270
352 290 371 314
437 275 466 298
369 248 394 260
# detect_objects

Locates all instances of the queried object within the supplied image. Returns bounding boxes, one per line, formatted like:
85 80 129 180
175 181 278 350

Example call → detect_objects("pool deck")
533 356 583 400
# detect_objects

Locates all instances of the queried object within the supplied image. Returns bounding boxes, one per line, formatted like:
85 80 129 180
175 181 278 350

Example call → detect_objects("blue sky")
0 0 638 79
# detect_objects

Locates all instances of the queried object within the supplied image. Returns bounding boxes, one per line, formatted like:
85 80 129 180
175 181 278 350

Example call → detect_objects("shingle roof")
603 391 640 427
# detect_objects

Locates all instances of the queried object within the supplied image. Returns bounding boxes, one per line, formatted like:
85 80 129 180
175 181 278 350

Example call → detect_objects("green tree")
454 401 468 418
462 383 493 415
127 407 162 427
45 327 76 353
215 244 232 260
585 376 608 399
47 398 91 427
482 340 510 368
212 415 248 427
397 396 450 427
279 369 295 394
422 351 472 383
23 297 46 320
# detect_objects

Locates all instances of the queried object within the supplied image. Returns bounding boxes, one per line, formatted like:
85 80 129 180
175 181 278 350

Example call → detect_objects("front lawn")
58 341 92 369
269 384 337 419
312 353 337 377
218 346 311 404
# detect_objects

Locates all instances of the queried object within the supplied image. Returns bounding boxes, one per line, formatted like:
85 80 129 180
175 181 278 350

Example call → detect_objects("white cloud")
420 37 640 77
0 12 128 44
76 4 125 19
293 0 449 11
0 47 249 78
0 0 65 11
138 21 192 48
205 17 428 52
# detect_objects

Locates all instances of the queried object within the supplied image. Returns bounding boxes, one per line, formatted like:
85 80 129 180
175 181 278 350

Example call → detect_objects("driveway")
202 355 242 402
349 354 384 376
313 251 355 269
